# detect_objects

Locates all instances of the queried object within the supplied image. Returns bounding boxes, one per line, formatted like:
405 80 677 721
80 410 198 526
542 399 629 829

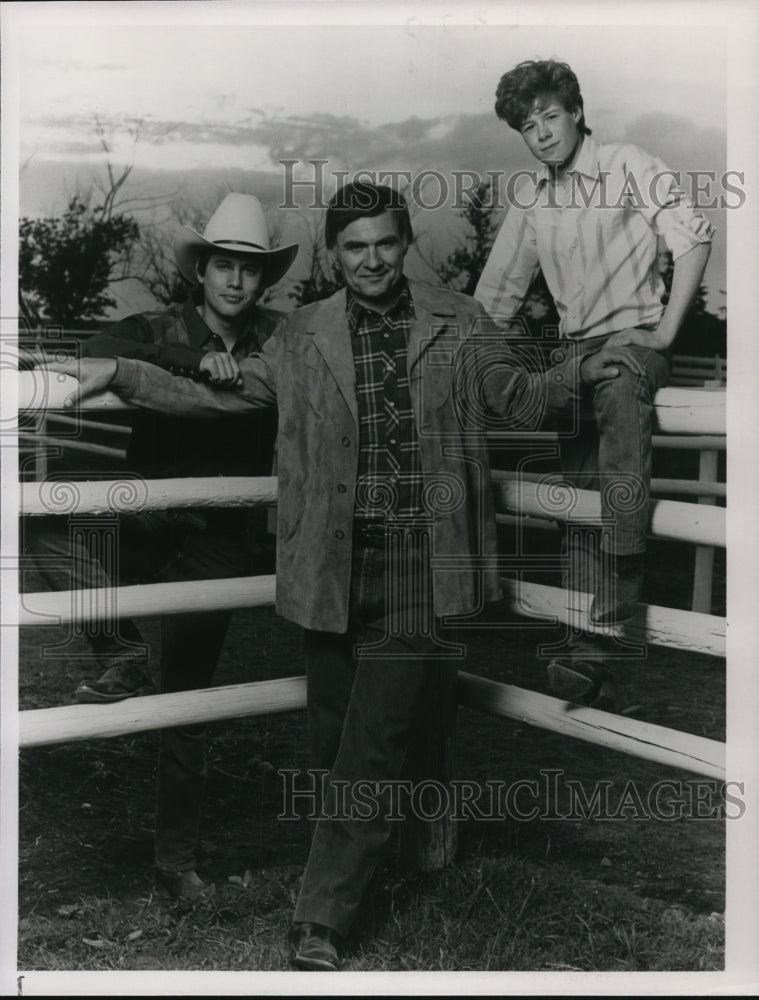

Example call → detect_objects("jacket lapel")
308 281 459 424
407 279 458 376
311 289 359 426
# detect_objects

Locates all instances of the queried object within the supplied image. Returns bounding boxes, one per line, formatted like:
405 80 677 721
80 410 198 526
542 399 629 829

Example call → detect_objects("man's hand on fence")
198 351 243 387
580 346 646 385
18 345 56 370
41 358 119 408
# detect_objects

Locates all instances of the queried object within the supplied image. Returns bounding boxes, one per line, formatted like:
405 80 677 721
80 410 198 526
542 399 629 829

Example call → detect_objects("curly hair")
494 59 591 136
325 182 413 249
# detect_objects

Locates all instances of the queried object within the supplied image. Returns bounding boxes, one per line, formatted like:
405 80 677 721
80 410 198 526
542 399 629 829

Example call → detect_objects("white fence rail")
17 371 727 434
16 374 727 777
19 673 725 781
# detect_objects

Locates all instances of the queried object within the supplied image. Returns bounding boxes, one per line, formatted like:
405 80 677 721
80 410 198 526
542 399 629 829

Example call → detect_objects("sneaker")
74 660 153 704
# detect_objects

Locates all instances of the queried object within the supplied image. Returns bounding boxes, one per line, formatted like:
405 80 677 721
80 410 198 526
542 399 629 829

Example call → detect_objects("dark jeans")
24 510 252 873
293 527 458 938
554 335 670 662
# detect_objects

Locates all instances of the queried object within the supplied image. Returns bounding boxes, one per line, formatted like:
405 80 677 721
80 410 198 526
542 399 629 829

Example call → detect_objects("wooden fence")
15 371 726 781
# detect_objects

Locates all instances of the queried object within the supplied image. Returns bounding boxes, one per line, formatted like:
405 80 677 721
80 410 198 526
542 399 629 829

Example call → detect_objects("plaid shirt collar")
346 278 414 333
182 297 264 357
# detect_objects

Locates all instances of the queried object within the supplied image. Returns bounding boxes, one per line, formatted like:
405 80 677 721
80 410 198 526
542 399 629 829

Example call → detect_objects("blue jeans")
554 335 670 661
24 510 253 873
293 526 458 938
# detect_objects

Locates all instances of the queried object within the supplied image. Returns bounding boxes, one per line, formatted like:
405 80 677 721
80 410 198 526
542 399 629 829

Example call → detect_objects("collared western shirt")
108 279 595 630
83 297 271 377
474 136 715 340
82 297 280 481
108 280 516 630
346 282 425 523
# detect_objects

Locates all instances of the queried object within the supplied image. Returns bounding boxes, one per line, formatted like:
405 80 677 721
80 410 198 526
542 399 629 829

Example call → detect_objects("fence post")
691 448 719 613
34 412 49 480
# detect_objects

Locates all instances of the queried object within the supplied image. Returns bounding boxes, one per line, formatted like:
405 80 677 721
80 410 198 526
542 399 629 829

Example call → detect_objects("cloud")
26 104 725 183
623 112 726 174
18 105 727 312
240 110 524 178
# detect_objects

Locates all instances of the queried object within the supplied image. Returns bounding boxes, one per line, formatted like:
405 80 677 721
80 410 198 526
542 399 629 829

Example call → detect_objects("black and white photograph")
1 0 757 994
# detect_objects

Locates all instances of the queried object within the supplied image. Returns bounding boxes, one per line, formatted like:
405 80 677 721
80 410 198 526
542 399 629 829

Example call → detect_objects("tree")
284 211 343 307
432 181 503 296
289 223 343 307
658 250 726 357
19 114 193 324
515 271 560 342
289 257 344 307
19 195 139 327
422 178 558 345
128 193 215 308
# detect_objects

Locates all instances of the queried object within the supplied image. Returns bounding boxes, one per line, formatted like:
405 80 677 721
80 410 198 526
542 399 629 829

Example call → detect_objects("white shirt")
474 136 715 340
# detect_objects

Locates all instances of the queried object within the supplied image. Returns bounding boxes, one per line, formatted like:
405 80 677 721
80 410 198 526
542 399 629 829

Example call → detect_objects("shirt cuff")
157 343 205 379
112 358 141 399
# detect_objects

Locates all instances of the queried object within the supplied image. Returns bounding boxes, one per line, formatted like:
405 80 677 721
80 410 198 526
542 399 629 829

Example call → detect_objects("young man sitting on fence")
474 59 714 709
24 192 297 901
43 181 649 968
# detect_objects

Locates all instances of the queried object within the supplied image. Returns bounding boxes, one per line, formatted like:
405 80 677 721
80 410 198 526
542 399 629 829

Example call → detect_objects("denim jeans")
24 510 252 873
293 525 458 938
553 334 670 662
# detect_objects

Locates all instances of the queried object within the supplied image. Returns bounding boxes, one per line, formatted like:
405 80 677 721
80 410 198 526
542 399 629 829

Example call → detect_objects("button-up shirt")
475 136 715 340
346 281 425 522
109 280 518 630
83 297 269 378
83 297 280 481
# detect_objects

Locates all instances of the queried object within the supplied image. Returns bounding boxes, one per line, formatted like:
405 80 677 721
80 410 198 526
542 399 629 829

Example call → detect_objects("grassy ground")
18 555 726 972
17 445 727 973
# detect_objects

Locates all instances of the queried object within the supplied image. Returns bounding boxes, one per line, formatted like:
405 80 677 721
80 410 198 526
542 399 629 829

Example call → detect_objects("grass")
18 852 724 972
16 447 726 973
17 628 726 973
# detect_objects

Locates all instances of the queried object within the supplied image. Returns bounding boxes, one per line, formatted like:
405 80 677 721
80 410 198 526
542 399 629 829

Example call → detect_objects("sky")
3 4 759 995
18 21 727 171
6 2 732 315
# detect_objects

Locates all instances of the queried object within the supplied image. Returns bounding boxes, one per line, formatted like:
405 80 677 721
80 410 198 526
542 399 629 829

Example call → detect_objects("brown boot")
154 868 213 903
289 922 343 971
74 659 153 704
547 659 619 712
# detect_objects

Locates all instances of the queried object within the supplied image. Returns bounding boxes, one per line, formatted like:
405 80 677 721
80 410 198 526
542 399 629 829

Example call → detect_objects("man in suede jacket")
48 181 642 970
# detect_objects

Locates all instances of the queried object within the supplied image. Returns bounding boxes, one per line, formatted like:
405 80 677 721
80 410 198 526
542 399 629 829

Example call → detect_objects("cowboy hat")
174 193 298 289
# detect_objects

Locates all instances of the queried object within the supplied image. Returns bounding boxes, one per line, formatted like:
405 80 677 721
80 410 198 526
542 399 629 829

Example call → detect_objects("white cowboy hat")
174 193 298 289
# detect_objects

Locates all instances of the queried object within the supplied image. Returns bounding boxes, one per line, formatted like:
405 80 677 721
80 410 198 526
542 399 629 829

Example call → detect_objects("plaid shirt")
347 281 425 523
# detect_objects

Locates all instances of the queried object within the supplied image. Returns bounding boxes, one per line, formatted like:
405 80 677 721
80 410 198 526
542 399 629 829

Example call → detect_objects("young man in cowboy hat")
24 192 298 900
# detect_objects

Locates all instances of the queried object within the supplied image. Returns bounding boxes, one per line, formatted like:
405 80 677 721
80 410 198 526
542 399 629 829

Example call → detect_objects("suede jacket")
110 280 584 633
